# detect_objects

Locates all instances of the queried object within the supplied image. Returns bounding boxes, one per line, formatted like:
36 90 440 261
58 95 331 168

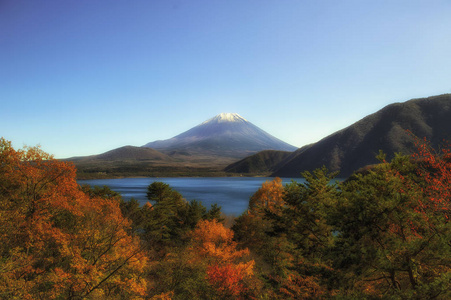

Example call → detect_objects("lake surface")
78 177 303 215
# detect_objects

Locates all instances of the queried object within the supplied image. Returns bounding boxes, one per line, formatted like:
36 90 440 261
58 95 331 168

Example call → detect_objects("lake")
78 177 303 215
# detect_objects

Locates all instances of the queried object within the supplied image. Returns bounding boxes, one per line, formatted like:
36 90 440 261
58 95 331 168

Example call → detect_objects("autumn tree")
273 168 338 258
233 177 286 260
333 148 451 298
189 219 258 299
147 218 260 299
233 175 336 299
248 177 285 217
260 168 338 299
0 138 148 299
141 182 223 256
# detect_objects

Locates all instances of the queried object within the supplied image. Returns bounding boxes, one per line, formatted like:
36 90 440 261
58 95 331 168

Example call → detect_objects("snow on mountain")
143 113 296 158
201 113 248 124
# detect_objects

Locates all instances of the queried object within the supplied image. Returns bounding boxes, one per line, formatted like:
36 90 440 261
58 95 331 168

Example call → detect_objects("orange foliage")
248 177 284 217
0 138 147 299
144 201 153 209
190 219 250 263
189 219 255 297
206 263 254 298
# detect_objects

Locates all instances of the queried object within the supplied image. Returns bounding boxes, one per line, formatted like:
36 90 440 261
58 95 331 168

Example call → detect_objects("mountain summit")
143 113 297 158
202 112 248 124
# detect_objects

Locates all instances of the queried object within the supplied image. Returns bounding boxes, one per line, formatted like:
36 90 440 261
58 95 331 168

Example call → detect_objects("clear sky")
1 0 451 158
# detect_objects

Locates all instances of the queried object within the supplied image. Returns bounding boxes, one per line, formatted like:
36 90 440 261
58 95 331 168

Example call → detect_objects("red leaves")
411 137 450 220
206 264 248 297
189 220 255 298
386 134 451 239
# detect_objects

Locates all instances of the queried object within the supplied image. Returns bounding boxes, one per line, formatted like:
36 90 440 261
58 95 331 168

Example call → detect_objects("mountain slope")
95 146 172 161
143 113 297 158
69 146 172 162
224 150 293 174
272 94 451 178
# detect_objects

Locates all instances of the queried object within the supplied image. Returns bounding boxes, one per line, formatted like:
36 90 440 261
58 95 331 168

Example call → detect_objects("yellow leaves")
187 219 256 297
236 260 255 277
192 219 233 245
46 268 71 296
190 219 250 263
248 177 285 217
111 275 148 298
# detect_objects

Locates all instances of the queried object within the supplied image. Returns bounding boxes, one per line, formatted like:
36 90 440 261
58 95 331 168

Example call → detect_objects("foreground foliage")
1 136 450 299
0 138 147 299
233 138 451 299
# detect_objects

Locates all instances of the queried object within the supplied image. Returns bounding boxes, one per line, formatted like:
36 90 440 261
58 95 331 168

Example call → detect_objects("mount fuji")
143 113 297 159
68 113 297 178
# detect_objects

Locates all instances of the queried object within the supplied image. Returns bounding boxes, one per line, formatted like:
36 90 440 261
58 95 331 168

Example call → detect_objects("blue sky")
1 0 451 158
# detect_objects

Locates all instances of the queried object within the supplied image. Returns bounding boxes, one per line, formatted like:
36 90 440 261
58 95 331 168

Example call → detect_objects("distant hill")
272 94 451 178
97 146 172 161
69 146 172 162
143 113 297 159
224 150 293 174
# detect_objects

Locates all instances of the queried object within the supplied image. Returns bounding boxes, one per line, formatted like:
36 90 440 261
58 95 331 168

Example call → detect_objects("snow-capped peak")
202 113 247 124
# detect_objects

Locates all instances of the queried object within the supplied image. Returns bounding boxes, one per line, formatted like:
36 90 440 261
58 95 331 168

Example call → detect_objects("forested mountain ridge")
224 150 293 175
273 93 451 177
69 145 172 162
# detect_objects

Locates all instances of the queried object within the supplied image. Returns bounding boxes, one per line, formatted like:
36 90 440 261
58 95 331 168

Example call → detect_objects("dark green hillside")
95 146 172 161
273 94 451 178
68 146 172 162
67 146 225 178
224 150 293 175
67 146 239 179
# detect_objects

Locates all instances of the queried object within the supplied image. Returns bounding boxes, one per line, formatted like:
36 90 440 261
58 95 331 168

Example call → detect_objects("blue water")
78 177 303 215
